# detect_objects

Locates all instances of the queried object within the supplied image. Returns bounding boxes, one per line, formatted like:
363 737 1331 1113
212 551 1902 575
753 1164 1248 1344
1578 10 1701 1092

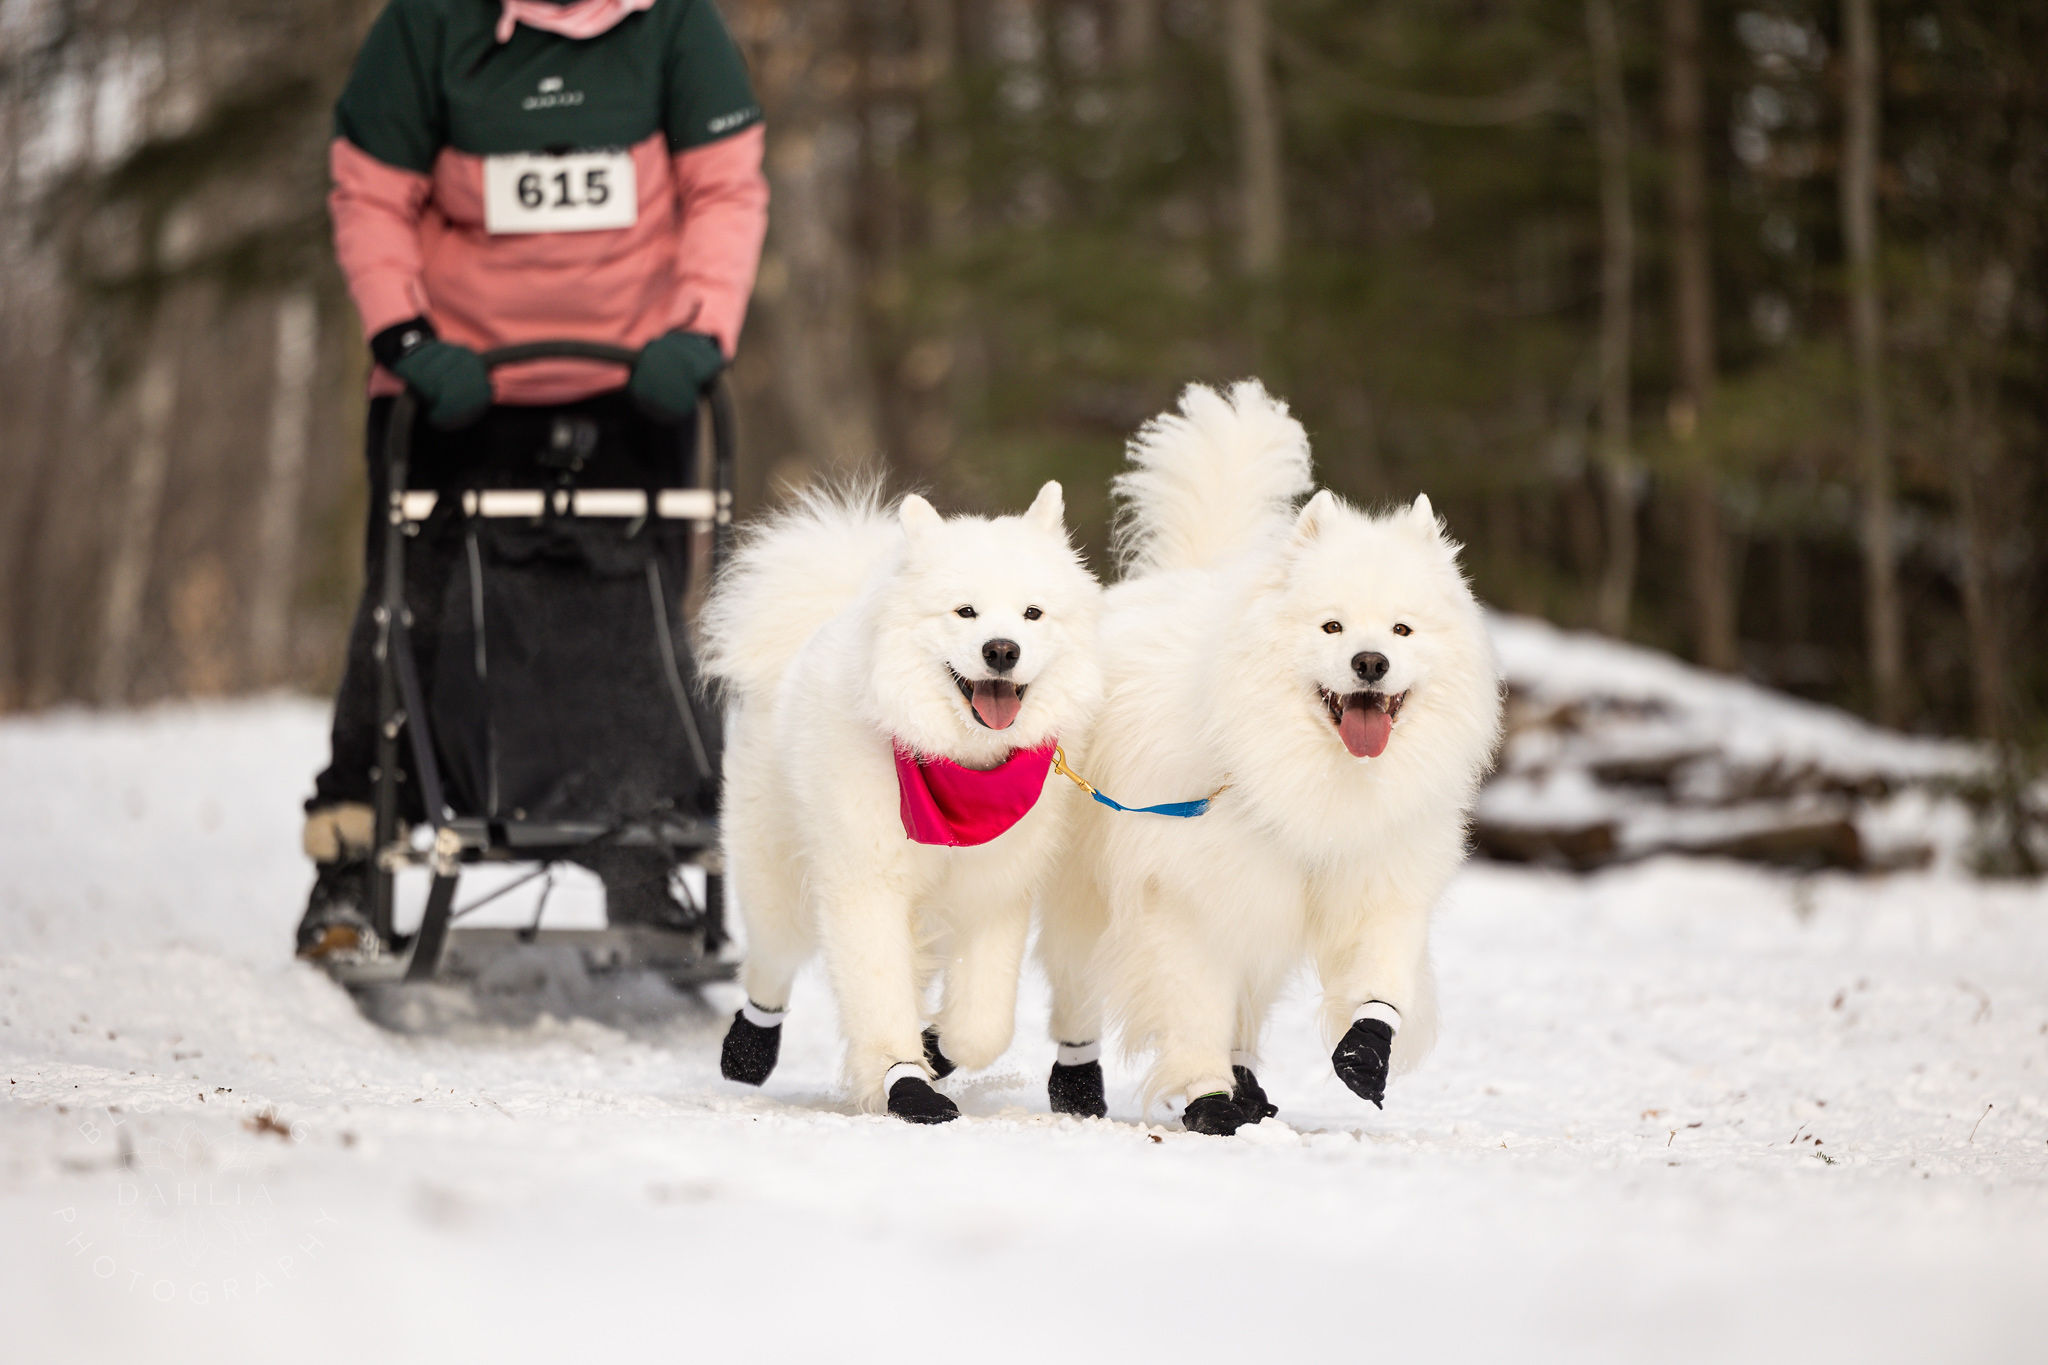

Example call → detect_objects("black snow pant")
306 392 705 920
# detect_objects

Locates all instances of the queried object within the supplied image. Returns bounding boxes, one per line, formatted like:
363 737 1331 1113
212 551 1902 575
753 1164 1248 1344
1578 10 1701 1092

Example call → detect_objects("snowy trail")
2 699 2045 1362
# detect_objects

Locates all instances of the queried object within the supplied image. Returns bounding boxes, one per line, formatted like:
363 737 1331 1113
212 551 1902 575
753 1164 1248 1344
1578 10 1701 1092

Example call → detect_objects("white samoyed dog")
700 483 1102 1122
1036 382 1501 1134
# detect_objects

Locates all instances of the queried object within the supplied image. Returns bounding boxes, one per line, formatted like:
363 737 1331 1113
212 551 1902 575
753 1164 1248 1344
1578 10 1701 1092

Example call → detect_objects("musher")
296 0 767 957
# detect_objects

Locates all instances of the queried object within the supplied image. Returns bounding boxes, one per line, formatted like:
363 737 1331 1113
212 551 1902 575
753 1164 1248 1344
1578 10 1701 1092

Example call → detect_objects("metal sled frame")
329 340 735 990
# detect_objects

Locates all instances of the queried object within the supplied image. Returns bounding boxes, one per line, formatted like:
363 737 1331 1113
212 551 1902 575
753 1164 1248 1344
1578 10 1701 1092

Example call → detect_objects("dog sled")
322 340 735 998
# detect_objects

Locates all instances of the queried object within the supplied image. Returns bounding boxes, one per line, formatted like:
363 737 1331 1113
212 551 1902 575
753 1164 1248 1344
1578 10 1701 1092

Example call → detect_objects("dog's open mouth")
1317 687 1407 759
952 669 1027 731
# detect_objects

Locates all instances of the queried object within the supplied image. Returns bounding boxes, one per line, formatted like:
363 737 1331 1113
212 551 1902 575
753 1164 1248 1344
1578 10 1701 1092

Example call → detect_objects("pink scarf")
894 742 1057 847
496 0 657 44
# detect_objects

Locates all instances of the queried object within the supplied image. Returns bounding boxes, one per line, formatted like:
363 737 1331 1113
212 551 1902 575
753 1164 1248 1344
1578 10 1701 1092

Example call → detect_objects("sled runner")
323 340 735 994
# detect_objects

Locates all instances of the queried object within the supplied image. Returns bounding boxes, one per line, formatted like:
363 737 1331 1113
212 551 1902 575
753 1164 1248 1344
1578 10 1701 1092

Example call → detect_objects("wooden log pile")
1470 619 1992 874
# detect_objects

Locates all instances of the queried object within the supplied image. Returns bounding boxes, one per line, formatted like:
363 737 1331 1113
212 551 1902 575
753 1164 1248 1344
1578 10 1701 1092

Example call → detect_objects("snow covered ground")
2 675 2045 1361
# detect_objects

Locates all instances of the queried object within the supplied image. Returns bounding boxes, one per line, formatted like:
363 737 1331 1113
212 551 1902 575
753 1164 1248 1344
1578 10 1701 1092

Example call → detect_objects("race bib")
483 149 637 234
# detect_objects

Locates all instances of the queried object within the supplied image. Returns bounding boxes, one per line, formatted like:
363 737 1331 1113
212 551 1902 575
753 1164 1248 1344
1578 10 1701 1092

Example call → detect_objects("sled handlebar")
380 333 738 551
382 338 737 502
386 337 729 431
476 340 641 370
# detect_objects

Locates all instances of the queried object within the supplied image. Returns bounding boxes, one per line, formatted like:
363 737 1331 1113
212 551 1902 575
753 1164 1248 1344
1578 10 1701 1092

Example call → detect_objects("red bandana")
894 742 1058 847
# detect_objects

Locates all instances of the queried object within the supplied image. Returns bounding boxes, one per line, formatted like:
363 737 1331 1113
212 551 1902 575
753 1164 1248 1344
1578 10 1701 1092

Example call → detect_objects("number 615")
516 167 612 210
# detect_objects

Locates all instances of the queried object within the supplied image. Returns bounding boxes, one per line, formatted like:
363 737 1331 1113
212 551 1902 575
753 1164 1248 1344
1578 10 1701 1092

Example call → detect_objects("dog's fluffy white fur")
701 482 1101 1106
1038 381 1502 1111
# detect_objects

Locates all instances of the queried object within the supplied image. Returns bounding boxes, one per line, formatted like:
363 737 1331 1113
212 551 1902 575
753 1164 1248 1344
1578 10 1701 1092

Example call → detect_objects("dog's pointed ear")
1025 481 1066 534
1293 488 1339 544
899 494 943 544
1409 492 1440 536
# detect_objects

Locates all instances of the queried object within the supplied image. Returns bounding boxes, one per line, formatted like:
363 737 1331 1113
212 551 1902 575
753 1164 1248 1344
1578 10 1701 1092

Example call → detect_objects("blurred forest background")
1 0 2042 753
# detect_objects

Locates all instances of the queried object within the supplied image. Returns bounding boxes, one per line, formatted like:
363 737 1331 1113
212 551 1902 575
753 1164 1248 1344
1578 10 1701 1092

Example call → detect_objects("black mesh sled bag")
427 514 721 826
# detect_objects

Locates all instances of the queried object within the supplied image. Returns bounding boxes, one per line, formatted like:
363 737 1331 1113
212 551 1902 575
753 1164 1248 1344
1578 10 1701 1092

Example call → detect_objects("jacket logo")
706 106 758 134
523 76 585 112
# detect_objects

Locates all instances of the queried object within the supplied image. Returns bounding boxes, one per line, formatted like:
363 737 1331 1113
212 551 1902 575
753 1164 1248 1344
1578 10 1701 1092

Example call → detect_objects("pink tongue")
1339 698 1393 758
971 680 1022 731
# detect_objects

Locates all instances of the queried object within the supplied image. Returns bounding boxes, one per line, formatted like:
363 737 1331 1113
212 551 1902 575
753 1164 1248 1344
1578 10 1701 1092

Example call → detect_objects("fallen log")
1664 817 1864 871
1472 819 1620 871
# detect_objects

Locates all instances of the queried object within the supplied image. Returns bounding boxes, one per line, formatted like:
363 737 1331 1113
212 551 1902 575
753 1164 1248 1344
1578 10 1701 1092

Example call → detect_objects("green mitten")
387 333 492 430
629 330 726 423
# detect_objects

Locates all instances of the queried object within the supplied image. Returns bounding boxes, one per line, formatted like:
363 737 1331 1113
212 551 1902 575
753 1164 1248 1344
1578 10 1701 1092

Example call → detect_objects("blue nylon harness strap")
1052 746 1223 820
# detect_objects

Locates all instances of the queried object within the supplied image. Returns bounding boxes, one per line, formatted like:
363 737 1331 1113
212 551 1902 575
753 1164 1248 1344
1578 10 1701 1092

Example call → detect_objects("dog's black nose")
1352 651 1390 684
982 638 1021 673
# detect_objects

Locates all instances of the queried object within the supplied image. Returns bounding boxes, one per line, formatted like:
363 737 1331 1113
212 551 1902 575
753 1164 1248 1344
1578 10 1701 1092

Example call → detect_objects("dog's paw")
720 1010 781 1086
1231 1065 1278 1123
921 1026 956 1079
1331 1018 1393 1108
1048 1061 1108 1118
1181 1092 1247 1136
887 1073 960 1124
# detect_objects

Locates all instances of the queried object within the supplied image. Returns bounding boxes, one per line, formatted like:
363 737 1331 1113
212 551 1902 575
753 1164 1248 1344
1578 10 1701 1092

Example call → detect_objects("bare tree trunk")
902 0 978 477
1224 0 1284 278
1487 491 1528 612
1940 232 2017 746
1108 0 1159 200
0 89 25 707
95 343 178 706
1586 0 1636 636
248 290 318 683
770 130 880 481
917 0 965 243
1115 0 1157 67
1662 0 1738 670
1840 0 1903 725
743 0 879 487
1946 367 2004 741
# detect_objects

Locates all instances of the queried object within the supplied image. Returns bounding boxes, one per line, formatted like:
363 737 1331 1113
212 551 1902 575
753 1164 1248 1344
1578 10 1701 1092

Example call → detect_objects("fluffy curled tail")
697 482 897 701
1111 379 1312 576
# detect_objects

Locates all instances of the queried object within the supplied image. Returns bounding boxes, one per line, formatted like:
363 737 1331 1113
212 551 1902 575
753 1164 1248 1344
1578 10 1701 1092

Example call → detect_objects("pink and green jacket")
331 0 768 405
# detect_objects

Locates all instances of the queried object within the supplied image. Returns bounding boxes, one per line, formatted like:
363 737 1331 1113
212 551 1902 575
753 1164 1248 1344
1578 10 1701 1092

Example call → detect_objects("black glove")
373 317 491 430
629 330 725 422
1332 1017 1395 1109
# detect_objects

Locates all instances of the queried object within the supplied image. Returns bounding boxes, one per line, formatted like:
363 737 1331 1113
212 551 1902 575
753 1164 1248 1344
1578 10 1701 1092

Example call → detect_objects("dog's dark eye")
1023 606 1043 621
1392 623 1413 636
955 606 977 619
1321 620 1343 635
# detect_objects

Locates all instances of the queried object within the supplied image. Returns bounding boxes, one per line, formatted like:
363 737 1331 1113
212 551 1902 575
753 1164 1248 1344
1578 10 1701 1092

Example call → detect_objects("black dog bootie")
1048 1040 1108 1118
720 1003 783 1086
1049 1062 1108 1118
1331 1014 1396 1108
921 1026 956 1079
1231 1065 1278 1124
1181 1091 1246 1136
885 1064 959 1124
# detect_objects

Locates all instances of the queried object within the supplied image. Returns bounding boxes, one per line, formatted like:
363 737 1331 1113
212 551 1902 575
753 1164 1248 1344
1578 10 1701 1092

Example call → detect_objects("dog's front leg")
720 851 809 1085
814 878 934 1111
930 893 1031 1073
1038 847 1109 1058
1117 909 1244 1133
1038 853 1112 1118
1309 850 1450 1109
